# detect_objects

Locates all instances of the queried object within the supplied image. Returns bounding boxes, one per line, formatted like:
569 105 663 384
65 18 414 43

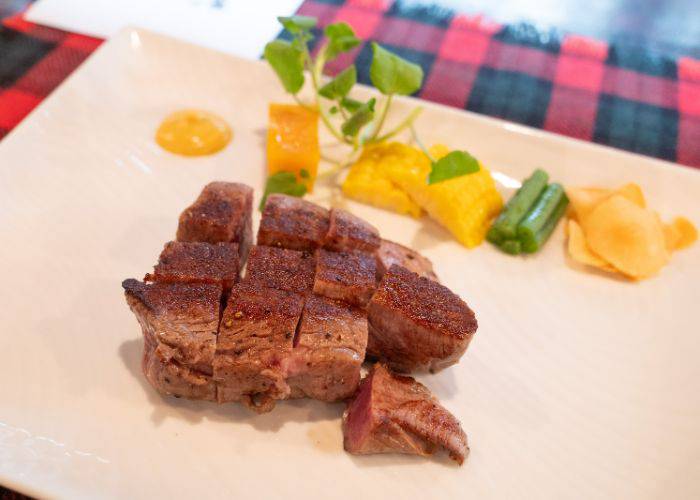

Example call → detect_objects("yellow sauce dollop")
156 110 232 156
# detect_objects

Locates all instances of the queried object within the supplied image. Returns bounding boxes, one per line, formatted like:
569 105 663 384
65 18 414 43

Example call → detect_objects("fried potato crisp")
565 184 695 280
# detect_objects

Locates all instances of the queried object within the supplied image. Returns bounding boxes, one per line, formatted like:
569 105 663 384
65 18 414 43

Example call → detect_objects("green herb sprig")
263 15 477 186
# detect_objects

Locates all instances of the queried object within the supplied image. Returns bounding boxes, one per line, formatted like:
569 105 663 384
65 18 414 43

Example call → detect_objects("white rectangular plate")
1 28 699 500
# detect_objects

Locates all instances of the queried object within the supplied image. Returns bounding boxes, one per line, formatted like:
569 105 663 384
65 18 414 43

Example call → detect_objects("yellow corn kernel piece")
342 143 423 217
267 104 320 191
381 143 504 248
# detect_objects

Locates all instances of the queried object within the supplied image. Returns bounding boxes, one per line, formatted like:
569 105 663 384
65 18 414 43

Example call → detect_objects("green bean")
488 169 549 241
520 190 568 253
517 183 567 253
499 239 522 255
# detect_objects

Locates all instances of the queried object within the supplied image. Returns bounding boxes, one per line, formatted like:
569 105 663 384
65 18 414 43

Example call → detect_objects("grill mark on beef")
292 307 305 348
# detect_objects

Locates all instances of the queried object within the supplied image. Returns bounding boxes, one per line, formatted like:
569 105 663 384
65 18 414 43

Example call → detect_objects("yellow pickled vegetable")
267 104 320 191
380 143 504 248
342 143 423 217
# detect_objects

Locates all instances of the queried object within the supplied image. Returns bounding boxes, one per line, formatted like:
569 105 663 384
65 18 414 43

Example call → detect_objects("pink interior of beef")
343 372 374 448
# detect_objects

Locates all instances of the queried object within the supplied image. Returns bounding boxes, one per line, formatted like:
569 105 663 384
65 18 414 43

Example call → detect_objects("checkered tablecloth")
1 1 699 164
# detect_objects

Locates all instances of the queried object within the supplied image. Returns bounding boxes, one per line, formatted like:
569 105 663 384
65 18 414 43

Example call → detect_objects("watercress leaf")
427 150 480 184
340 97 362 113
341 98 376 137
324 22 361 60
318 65 357 99
290 32 314 51
259 172 308 210
329 106 339 115
277 15 317 34
369 42 423 95
299 169 311 179
264 40 305 94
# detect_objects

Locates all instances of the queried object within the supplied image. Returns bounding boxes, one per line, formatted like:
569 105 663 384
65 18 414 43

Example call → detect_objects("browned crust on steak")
375 239 439 282
313 249 376 307
287 294 368 401
257 194 330 251
213 283 304 411
145 241 240 292
324 208 380 253
367 265 477 373
176 182 253 262
122 279 220 400
342 364 468 464
244 245 316 294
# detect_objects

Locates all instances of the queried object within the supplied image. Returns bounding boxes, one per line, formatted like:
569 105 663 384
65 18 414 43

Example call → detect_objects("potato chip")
663 221 682 251
664 216 698 251
567 183 645 223
566 187 611 221
582 195 669 279
567 219 616 272
615 183 645 208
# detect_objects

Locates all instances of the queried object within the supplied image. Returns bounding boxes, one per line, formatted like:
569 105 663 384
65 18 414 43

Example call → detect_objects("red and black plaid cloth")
0 12 102 138
1 0 699 168
281 0 700 169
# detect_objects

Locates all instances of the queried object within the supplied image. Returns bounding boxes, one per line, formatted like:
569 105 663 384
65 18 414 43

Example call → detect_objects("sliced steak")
375 239 439 282
367 265 477 373
213 283 304 413
142 341 216 401
257 194 330 251
145 241 240 292
122 279 220 401
342 363 468 464
287 294 368 401
244 245 315 294
176 181 253 262
313 249 376 307
324 208 380 253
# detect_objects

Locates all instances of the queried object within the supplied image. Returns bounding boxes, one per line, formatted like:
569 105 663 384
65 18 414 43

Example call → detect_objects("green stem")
409 124 435 162
306 43 351 144
292 94 314 111
372 106 423 143
370 94 393 140
336 98 349 120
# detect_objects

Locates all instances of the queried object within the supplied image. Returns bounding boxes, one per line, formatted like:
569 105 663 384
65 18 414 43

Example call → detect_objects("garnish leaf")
369 43 423 96
260 172 308 210
341 98 376 137
277 15 317 34
264 40 305 94
324 22 361 60
319 65 357 100
340 97 363 113
427 151 480 184
299 168 310 179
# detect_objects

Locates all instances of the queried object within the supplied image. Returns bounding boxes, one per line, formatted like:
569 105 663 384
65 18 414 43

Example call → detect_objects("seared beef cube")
257 194 329 251
342 364 468 464
145 241 240 292
176 182 253 262
313 249 376 307
244 245 315 294
287 295 367 401
324 208 380 253
213 283 304 413
367 265 477 373
122 279 220 400
375 239 439 282
142 341 216 401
